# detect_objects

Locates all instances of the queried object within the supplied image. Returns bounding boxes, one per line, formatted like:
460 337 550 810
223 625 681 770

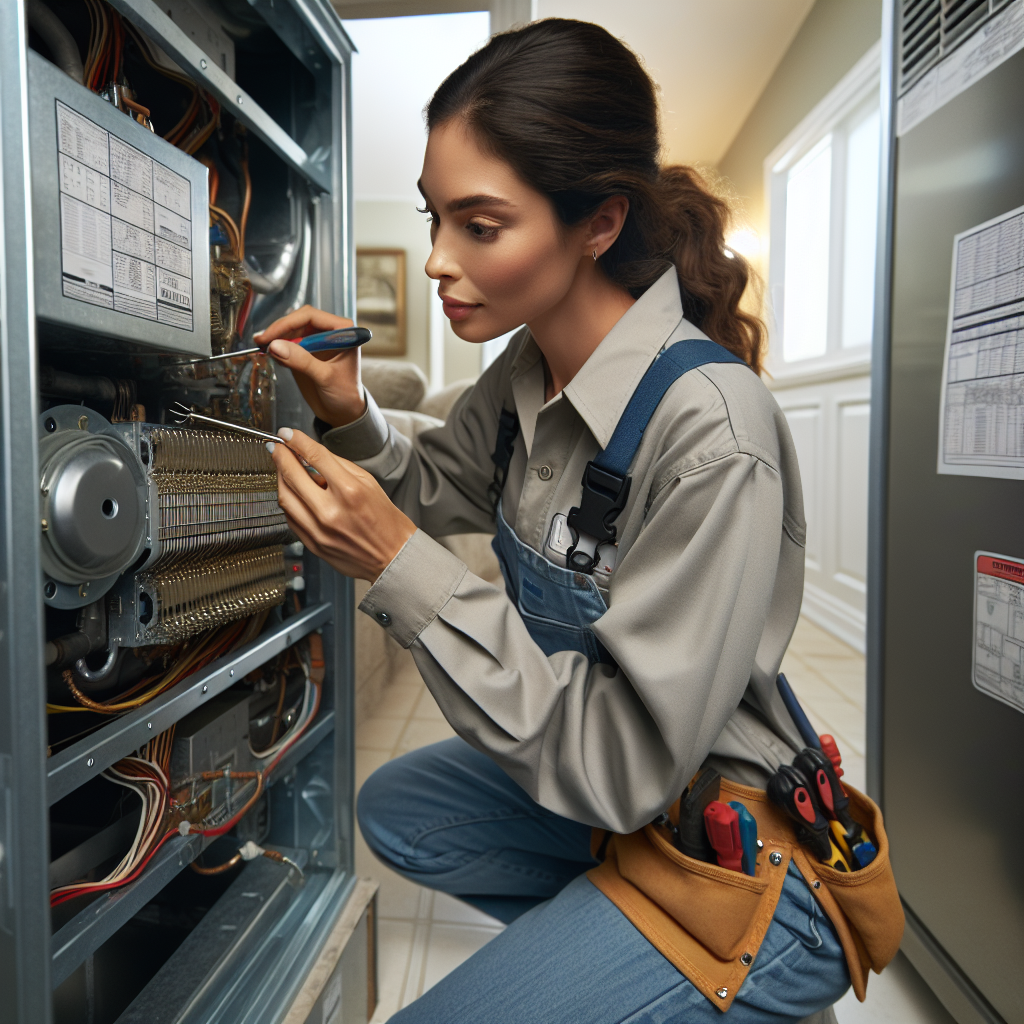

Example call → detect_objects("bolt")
200 58 208 70
229 669 235 677
769 851 783 866
147 722 153 730
202 684 208 693
87 757 94 767
237 95 244 105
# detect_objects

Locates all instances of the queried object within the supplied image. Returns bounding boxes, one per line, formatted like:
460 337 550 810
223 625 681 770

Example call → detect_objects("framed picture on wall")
356 248 406 356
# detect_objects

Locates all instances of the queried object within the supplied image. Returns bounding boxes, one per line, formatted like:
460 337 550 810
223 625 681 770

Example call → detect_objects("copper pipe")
190 852 242 875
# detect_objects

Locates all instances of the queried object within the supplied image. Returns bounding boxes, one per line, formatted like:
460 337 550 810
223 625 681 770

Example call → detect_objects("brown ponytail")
427 19 766 374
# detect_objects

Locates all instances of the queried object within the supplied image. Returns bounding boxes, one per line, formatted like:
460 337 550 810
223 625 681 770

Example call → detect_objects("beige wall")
716 0 882 259
354 199 432 375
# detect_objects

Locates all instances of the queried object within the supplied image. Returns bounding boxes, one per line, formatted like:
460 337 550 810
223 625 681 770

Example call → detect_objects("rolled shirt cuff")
359 528 468 648
318 388 391 461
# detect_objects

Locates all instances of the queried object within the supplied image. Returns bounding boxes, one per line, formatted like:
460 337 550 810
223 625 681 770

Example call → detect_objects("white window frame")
764 42 881 385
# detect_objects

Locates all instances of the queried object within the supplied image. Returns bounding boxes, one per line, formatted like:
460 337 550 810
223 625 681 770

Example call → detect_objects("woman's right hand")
256 305 367 429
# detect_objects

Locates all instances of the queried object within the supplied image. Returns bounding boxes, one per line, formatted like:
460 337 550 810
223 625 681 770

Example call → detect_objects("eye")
466 220 498 240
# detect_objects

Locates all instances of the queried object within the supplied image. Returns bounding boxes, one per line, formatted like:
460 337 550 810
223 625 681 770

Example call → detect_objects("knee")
356 757 409 862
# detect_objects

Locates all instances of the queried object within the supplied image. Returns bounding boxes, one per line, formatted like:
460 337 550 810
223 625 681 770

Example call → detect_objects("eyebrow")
416 181 511 213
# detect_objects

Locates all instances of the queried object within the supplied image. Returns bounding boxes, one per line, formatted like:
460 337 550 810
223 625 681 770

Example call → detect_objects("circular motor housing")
39 407 147 607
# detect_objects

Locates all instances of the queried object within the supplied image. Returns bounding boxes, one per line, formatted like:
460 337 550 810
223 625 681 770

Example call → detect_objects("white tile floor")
356 619 956 1024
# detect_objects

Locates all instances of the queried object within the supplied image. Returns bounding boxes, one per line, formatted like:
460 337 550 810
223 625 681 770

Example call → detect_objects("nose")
424 231 459 283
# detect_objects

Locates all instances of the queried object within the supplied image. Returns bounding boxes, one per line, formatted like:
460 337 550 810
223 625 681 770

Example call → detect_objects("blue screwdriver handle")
777 673 820 749
295 327 372 353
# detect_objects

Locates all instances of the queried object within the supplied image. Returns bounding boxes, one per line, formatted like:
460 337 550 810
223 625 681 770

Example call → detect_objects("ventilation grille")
899 0 1013 95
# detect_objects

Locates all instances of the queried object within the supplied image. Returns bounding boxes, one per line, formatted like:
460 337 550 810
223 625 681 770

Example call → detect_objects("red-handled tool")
793 748 877 869
703 801 744 872
818 734 844 780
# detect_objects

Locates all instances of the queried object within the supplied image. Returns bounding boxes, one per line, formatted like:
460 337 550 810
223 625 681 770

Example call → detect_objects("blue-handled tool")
727 801 759 876
777 673 821 749
179 327 372 364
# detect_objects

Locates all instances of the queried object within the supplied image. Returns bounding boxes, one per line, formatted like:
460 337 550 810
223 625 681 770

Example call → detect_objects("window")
767 75 881 372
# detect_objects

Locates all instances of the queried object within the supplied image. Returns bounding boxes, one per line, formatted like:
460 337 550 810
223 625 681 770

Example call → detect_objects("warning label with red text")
974 551 1024 714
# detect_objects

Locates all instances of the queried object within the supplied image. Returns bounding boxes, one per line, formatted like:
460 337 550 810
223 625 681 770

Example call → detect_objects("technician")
260 19 852 1022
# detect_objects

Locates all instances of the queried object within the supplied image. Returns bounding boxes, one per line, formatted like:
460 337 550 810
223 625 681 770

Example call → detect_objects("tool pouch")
587 779 903 1012
789 784 904 1001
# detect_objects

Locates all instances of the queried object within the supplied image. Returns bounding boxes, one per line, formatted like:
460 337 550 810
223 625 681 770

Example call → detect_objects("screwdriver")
176 326 373 364
727 801 759 876
793 748 877 869
703 801 744 872
766 765 850 871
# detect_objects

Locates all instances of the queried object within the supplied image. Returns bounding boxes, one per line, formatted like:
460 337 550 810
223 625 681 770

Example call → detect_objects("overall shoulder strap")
487 406 520 513
566 339 746 573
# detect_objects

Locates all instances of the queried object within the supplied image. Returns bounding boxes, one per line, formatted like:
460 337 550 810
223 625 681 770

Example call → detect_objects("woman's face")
419 120 586 343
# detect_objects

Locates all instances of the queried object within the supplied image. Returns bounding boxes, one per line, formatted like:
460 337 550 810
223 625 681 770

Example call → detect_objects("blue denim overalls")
490 338 745 658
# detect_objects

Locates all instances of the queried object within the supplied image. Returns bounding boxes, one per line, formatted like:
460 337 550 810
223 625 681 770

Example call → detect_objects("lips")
440 294 481 322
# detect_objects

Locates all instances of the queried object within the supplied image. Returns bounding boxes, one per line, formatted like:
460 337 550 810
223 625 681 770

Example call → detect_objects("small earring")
592 250 598 261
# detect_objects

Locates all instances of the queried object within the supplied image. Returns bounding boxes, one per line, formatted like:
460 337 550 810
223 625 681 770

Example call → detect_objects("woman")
260 19 850 1023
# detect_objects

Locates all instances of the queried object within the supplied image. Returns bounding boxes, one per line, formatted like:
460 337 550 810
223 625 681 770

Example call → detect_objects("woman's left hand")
269 428 416 583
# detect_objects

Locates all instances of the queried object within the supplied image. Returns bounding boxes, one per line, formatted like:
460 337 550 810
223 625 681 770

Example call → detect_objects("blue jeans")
358 738 851 1023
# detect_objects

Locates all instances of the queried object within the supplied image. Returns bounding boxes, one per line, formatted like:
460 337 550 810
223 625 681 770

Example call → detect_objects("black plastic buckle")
565 461 630 574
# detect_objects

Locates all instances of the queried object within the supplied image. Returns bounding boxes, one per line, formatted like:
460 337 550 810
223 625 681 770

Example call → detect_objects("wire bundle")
50 739 173 908
49 612 266 718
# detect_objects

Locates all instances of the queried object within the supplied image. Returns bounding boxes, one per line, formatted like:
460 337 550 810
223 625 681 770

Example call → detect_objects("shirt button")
538 465 552 480
376 611 391 626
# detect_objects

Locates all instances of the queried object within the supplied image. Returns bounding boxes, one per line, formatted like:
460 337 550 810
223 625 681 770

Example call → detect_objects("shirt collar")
564 267 697 449
508 268 706 453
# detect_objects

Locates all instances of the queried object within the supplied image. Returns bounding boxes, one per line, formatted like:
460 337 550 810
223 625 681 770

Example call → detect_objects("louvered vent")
899 0 1013 95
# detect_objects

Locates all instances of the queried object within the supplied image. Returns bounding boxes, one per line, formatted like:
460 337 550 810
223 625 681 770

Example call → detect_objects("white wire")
248 674 312 760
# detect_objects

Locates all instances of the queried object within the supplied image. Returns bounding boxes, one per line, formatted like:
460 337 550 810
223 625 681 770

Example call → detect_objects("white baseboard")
800 582 866 654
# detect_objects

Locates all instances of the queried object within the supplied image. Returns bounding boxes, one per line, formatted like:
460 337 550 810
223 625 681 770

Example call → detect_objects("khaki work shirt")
322 268 807 833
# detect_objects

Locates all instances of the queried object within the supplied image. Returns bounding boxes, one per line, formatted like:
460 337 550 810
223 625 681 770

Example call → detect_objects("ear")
585 196 630 259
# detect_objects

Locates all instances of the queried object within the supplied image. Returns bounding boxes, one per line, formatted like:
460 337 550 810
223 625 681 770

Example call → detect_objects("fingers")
255 304 353 345
265 337 340 382
271 433 342 506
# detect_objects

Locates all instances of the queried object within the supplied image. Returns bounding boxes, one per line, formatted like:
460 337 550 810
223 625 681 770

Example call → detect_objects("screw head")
147 722 153 730
87 757 94 767
237 95 244 105
229 669 235 677
740 952 753 966
200 58 208 69
202 684 208 693
716 987 728 999
769 851 783 866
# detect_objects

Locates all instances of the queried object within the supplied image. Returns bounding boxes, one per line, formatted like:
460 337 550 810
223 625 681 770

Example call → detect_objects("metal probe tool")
174 326 373 364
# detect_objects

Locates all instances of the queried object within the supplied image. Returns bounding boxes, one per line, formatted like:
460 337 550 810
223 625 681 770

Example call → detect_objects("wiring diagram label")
56 100 193 330
974 552 1024 715
937 204 1024 478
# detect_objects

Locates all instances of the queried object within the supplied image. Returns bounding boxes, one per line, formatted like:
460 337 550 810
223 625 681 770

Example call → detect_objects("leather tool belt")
587 777 904 1013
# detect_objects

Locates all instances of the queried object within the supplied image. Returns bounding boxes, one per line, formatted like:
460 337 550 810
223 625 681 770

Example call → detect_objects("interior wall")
354 200 432 375
716 0 882 265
